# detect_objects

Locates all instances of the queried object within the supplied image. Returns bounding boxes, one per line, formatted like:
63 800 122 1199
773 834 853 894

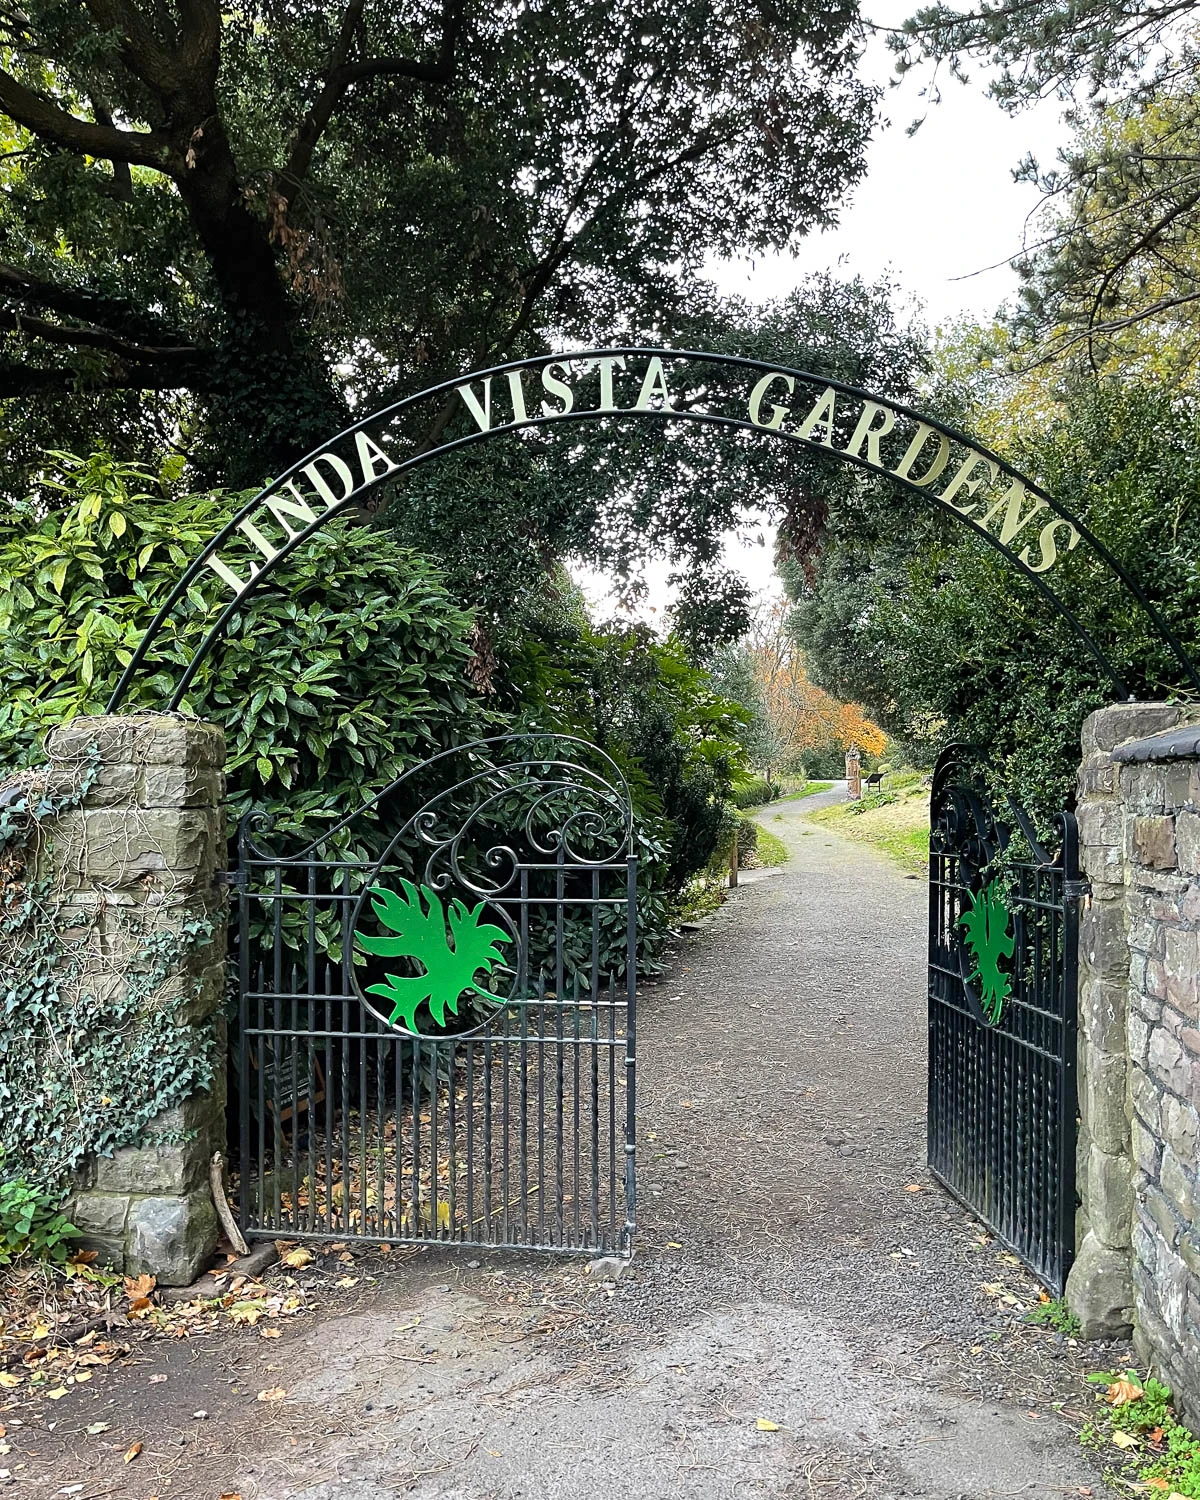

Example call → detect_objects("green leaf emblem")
354 880 513 1034
958 880 1015 1024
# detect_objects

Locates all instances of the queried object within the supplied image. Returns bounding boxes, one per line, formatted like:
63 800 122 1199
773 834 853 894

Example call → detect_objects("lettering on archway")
107 347 1200 710
199 353 1076 602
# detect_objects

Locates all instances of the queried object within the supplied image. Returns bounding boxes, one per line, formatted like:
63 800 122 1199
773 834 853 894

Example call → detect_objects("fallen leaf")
148 1373 167 1384
0 1374 22 1388
904 1184 923 1192
46 1387 69 1400
128 1296 152 1314
756 1418 781 1432
1145 1480 1170 1491
69 1250 99 1265
86 1422 109 1435
59 1486 84 1495
257 1387 287 1402
1149 1426 1165 1443
1107 1378 1144 1407
124 1274 155 1299
1110 1430 1138 1449
123 1440 143 1463
282 1247 313 1269
667 1242 682 1249
336 1276 358 1289
219 1494 242 1500
260 1327 282 1339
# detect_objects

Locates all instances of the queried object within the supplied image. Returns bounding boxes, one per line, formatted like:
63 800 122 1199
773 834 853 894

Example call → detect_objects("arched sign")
106 347 1200 710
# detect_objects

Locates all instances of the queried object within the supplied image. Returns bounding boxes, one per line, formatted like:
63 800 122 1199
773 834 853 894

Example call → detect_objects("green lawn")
754 825 789 866
775 780 834 802
804 784 930 875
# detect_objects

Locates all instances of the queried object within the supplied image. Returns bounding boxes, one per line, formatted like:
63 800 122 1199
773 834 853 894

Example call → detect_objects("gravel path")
7 789 1122 1499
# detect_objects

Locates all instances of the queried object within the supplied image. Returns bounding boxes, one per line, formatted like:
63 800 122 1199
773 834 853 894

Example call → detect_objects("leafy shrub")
801 742 848 780
733 777 779 808
527 622 744 895
848 789 896 815
707 807 759 872
0 1168 79 1265
0 451 484 840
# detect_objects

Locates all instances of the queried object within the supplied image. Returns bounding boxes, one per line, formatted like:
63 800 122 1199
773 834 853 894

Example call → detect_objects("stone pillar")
42 714 228 1285
1069 704 1181 1336
1069 703 1200 1418
1111 724 1200 1413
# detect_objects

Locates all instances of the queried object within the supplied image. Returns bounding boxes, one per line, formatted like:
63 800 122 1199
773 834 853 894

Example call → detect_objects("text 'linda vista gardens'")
194 352 1081 603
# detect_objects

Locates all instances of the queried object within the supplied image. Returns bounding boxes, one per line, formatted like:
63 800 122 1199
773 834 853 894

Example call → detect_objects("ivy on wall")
0 752 217 1188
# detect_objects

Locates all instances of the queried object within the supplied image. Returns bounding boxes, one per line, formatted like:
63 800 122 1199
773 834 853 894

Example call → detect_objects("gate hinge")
215 868 247 890
1063 876 1092 901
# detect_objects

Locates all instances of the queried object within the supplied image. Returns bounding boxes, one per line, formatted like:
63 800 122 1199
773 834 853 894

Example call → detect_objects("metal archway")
106 346 1200 709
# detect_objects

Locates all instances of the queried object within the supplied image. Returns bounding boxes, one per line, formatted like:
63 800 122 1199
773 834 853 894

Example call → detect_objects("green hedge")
732 777 779 809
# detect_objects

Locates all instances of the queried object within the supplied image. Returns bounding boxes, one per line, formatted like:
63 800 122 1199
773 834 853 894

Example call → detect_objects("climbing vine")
0 747 218 1189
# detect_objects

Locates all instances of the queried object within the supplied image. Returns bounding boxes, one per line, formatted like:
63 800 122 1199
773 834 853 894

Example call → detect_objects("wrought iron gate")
927 747 1081 1294
233 735 637 1255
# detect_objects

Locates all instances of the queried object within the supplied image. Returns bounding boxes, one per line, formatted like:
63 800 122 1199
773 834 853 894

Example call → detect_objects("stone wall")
1069 704 1200 1418
40 714 228 1284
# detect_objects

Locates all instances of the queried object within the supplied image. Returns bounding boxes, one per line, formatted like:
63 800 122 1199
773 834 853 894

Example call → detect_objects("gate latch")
216 868 247 890
1063 877 1092 901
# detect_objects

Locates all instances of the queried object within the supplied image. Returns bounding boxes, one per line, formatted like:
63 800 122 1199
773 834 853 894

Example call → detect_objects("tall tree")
889 0 1200 375
0 0 877 486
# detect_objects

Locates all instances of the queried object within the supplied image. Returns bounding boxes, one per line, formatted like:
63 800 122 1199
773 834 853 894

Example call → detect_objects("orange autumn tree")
746 599 885 778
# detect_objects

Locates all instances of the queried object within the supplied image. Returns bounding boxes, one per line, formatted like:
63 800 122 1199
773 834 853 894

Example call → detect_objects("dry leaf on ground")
123 1441 143 1463
1107 1378 1144 1406
257 1387 287 1402
756 1418 781 1432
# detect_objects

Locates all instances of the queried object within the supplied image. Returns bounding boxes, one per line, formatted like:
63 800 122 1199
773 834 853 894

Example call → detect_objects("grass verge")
754 825 788 866
776 780 834 802
803 785 930 875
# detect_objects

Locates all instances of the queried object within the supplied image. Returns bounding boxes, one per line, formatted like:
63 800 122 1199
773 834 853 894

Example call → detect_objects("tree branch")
0 306 203 363
0 360 209 396
0 262 187 342
0 66 167 167
81 0 185 93
276 0 465 203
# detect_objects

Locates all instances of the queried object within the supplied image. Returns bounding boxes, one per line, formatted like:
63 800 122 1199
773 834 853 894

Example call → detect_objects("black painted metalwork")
234 734 638 1255
926 746 1080 1295
105 347 1200 714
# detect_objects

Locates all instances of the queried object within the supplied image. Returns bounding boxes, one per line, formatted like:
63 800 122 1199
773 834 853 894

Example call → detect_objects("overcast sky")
574 12 1068 621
